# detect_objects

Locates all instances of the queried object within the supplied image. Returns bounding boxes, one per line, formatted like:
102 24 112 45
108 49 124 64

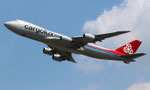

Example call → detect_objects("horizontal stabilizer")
121 53 146 60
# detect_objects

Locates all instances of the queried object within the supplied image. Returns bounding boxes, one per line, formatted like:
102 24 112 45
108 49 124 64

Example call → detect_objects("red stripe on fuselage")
87 44 125 55
54 34 61 37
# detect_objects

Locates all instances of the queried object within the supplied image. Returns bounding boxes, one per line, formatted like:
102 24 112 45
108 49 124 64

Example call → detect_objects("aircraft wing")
60 51 76 63
95 31 130 40
72 31 130 47
48 46 76 63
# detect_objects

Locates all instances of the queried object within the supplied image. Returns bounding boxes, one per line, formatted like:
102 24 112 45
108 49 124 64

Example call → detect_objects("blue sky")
1 0 150 90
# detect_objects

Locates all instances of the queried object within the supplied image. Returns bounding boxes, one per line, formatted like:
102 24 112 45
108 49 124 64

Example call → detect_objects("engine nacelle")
52 54 65 61
83 33 95 42
43 47 54 55
60 36 72 43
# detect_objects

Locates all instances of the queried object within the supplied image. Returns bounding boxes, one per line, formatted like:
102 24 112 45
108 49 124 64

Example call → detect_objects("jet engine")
43 47 54 55
83 33 95 42
52 54 65 61
60 36 72 43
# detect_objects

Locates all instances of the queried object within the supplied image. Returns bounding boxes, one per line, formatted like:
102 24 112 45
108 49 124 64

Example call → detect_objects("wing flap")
67 56 76 63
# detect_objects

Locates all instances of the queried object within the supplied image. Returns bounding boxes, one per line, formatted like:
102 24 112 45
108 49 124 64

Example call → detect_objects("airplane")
4 19 146 64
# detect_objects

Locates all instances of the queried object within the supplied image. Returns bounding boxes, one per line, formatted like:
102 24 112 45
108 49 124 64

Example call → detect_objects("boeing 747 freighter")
4 20 145 64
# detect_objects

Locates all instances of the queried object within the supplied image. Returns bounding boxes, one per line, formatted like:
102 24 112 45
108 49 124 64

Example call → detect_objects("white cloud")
83 0 150 47
82 0 150 68
79 0 150 89
77 0 150 72
79 83 101 90
76 55 104 72
127 82 150 90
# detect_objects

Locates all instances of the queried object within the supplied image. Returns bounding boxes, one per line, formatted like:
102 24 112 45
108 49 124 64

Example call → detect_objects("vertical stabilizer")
115 40 142 55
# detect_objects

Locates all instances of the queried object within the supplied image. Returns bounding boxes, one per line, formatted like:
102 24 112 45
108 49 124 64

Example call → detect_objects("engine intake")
60 36 72 43
83 33 95 42
43 47 54 55
52 54 65 61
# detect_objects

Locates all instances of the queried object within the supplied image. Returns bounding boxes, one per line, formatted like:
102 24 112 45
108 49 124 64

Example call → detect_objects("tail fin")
115 40 142 55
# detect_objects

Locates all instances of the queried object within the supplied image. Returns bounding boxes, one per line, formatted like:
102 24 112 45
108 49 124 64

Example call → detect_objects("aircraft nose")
4 20 19 31
4 21 15 29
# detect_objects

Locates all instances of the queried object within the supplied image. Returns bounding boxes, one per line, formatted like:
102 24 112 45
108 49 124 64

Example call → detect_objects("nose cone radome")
4 20 19 31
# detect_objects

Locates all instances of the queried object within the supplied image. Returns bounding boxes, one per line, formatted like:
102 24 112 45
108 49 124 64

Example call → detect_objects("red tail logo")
123 44 133 54
115 40 142 55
